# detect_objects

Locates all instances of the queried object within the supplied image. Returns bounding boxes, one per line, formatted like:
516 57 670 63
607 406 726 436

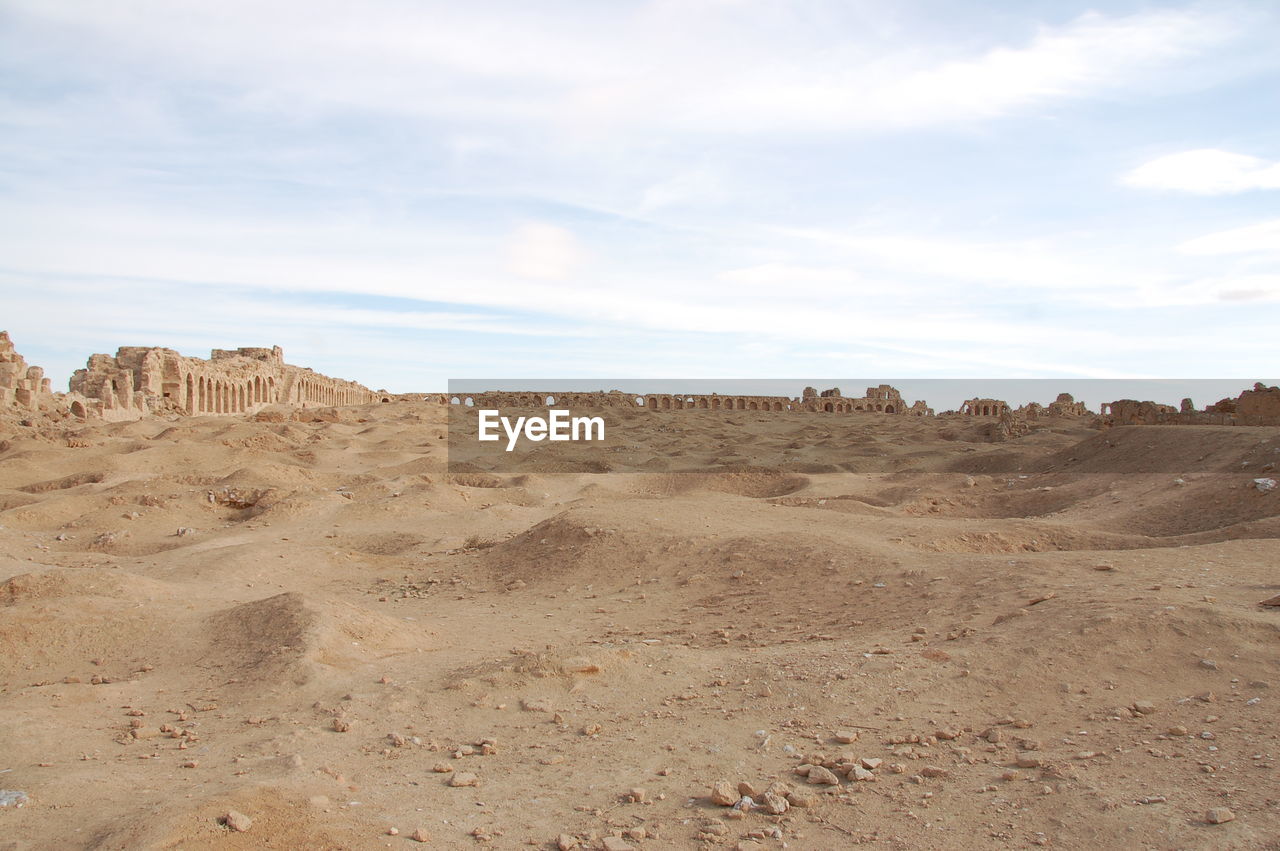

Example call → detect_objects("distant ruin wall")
443 385 933 415
0 331 54 412
67 344 377 421
1100 384 1280 427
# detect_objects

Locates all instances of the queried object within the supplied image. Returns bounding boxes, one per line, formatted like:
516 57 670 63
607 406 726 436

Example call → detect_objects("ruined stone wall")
961 398 1009 417
445 385 930 415
67 345 377 421
1097 386 1280 427
0 332 54 412
1236 384 1280 424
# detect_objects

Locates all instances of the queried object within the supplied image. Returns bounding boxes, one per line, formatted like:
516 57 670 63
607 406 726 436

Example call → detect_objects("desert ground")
1 401 1278 850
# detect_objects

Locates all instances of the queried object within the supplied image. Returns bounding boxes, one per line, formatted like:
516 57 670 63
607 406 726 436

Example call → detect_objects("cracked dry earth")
1 402 1278 849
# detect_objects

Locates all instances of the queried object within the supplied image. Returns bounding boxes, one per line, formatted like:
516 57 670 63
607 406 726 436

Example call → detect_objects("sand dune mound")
1041 425 1280 474
200 592 431 691
0 568 180 683
627 466 809 498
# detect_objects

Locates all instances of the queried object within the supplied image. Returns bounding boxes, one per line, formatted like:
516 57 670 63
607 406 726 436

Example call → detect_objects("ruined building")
960 398 1009 417
1101 383 1280 427
0 331 54 412
447 385 934 415
66 345 377 421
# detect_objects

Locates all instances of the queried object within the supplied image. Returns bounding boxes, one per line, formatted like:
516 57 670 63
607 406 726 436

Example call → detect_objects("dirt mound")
627 466 809 498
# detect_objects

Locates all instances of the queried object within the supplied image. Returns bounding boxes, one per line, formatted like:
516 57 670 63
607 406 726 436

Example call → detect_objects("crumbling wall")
1099 384 1280 427
0 331 54 412
961 398 1009 417
447 385 928 415
68 345 377 421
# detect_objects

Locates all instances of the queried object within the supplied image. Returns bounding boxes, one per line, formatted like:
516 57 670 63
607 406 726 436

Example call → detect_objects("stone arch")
824 402 833 412
724 399 734 410
634 396 645 407
885 404 895 414
711 398 721 409
450 396 461 404
748 401 758 410
381 396 391 403
185 374 195 414
546 395 556 406
648 397 658 409
464 396 474 407
697 398 709 408
660 397 671 409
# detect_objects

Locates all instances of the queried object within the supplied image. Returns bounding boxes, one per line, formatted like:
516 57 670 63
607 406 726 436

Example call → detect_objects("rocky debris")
625 787 647 804
449 772 479 787
408 828 430 842
1132 700 1157 715
710 780 738 806
556 834 580 850
222 810 253 832
601 837 635 851
332 717 351 733
833 730 859 744
805 765 841 785
920 766 950 778
1206 808 1236 824
1260 594 1280 607
785 789 816 808
761 792 789 815
1253 478 1276 493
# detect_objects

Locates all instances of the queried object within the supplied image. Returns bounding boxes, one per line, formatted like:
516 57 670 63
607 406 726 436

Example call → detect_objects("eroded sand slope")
1 404 1278 849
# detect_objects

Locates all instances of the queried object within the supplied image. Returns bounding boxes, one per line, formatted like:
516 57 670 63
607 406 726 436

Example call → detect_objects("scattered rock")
761 792 789 815
710 780 738 806
601 837 634 851
1206 807 1236 824
410 828 431 842
222 810 252 832
1132 700 1157 715
833 730 858 744
920 766 949 778
556 835 580 851
448 772 478 787
807 765 841 785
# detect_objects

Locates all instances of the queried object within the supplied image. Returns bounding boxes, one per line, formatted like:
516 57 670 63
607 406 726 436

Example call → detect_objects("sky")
1 0 1278 394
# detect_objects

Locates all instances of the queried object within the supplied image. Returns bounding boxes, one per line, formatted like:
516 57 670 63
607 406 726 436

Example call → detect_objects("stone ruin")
0 331 378 422
66 344 377 421
0 331 54 412
960 398 1009 417
1101 383 1280 428
446 385 934 416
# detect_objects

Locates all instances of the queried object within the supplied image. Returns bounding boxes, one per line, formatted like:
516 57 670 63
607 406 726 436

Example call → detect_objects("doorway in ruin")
885 404 895 414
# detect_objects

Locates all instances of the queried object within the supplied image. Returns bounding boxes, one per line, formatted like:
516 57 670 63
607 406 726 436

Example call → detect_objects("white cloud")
505 223 585 280
0 2 1240 138
1179 219 1280 255
1123 149 1280 194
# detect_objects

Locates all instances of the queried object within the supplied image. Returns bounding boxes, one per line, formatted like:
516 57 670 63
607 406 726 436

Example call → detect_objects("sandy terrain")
1 402 1278 850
